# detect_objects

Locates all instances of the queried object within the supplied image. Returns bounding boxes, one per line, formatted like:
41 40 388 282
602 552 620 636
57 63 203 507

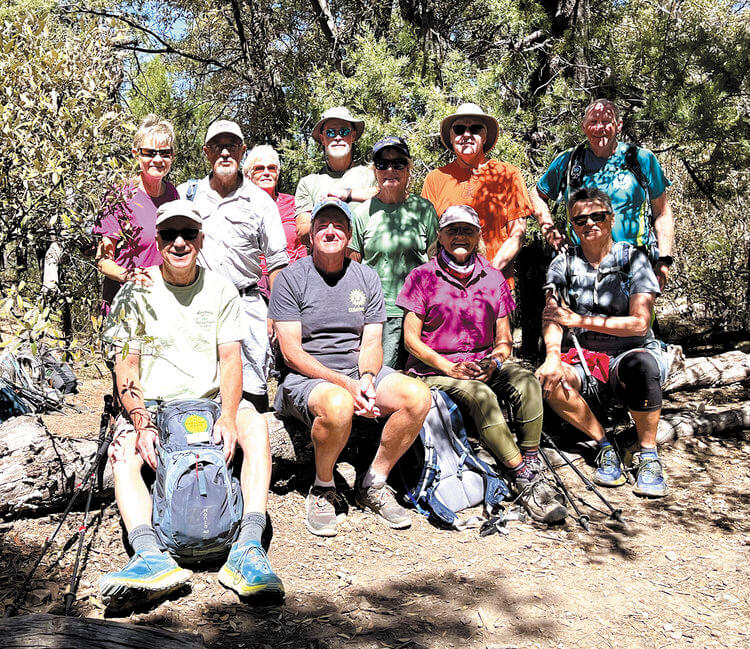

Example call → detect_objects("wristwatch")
656 255 673 267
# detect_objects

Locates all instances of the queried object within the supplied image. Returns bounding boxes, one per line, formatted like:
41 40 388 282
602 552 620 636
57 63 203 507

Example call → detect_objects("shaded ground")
2 371 749 649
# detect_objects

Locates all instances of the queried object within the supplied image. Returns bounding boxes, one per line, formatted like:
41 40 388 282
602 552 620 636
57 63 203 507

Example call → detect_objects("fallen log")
0 416 113 520
664 347 750 393
656 402 750 445
0 613 204 648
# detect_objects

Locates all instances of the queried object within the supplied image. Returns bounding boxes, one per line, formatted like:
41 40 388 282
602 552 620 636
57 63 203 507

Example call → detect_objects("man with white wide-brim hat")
294 106 377 244
421 102 533 289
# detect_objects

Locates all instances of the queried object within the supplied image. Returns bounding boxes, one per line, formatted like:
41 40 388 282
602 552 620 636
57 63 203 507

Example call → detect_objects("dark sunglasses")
252 164 278 172
571 210 610 227
374 158 408 171
452 124 485 136
157 228 200 242
205 142 243 153
138 148 173 159
324 127 352 138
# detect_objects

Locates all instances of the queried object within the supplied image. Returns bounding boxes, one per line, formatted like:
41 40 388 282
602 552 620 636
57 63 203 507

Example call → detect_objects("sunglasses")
138 148 173 159
205 142 243 153
252 164 278 173
571 211 610 227
324 127 352 138
157 228 200 242
374 158 408 171
452 124 485 136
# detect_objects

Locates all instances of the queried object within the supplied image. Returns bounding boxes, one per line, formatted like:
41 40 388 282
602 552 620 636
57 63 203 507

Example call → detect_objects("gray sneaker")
306 486 348 537
355 480 411 529
515 474 568 524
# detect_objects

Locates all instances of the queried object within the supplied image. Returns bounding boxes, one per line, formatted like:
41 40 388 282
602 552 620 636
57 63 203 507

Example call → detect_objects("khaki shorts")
108 397 257 466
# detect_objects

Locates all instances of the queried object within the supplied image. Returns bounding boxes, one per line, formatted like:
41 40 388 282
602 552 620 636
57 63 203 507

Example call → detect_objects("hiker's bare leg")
237 407 271 514
112 434 152 533
630 408 661 449
308 383 354 483
543 366 606 442
371 373 431 476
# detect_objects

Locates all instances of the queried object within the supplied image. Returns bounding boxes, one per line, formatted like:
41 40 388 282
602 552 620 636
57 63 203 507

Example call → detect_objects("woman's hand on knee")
535 357 572 399
446 361 482 380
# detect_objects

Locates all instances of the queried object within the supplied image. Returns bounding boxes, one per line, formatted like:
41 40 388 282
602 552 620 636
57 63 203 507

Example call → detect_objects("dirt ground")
2 368 749 649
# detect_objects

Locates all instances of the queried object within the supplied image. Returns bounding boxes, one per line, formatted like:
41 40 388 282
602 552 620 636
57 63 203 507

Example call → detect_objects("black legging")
612 350 662 412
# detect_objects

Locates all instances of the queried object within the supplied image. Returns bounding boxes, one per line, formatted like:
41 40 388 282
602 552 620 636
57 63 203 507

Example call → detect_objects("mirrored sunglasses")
324 127 352 138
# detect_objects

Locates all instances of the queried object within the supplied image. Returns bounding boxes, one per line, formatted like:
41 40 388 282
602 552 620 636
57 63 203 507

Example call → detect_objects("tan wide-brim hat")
440 103 499 153
311 106 365 143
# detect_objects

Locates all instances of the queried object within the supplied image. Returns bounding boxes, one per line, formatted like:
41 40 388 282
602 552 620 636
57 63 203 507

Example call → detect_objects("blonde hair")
133 114 176 152
243 144 281 178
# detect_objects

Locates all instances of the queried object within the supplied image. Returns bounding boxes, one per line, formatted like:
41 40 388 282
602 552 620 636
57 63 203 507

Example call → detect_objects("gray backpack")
151 399 243 563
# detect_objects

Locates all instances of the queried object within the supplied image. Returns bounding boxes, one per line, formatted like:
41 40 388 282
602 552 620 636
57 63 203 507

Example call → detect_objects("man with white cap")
294 106 378 244
100 199 283 610
269 198 431 537
179 119 289 412
421 103 533 289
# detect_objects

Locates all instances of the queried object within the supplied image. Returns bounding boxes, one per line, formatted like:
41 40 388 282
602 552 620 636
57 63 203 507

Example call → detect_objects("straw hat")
439 103 499 153
311 107 365 143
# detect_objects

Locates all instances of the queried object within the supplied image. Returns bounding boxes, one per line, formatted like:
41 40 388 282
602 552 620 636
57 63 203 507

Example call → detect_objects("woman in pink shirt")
244 145 307 297
397 205 566 524
93 115 179 313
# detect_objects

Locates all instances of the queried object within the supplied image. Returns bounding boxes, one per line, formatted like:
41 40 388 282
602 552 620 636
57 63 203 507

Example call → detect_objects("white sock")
314 475 335 488
361 466 387 489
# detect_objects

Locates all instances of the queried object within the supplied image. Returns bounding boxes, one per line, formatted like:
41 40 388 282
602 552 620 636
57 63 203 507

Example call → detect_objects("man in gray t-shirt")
269 198 431 538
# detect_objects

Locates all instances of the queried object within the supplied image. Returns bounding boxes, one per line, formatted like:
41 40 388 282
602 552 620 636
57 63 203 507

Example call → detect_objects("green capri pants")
422 362 543 465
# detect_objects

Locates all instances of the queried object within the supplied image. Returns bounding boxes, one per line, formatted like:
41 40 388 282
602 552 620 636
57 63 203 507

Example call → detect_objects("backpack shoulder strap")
623 143 649 190
185 179 199 202
562 142 587 198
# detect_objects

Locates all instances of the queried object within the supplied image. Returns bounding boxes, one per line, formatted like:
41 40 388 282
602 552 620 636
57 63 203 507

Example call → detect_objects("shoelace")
232 545 271 584
638 457 662 482
597 447 619 471
314 489 344 511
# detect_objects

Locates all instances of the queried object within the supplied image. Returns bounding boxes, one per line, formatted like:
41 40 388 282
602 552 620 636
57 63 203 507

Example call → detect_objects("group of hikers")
93 98 675 610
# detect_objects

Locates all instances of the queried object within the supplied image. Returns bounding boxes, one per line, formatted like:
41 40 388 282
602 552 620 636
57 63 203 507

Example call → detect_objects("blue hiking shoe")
593 445 626 487
99 551 192 611
218 540 285 600
633 453 668 498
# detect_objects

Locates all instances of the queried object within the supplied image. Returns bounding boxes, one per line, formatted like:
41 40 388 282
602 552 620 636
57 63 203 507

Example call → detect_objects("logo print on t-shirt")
348 289 366 313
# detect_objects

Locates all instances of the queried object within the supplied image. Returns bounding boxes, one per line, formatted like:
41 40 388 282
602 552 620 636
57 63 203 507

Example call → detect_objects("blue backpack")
403 390 510 529
151 399 243 563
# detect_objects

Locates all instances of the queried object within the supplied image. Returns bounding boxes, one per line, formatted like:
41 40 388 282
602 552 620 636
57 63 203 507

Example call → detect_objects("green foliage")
0 9 130 350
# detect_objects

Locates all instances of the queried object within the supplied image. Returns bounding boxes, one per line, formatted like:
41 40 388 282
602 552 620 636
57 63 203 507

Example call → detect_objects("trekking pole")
538 446 590 532
4 395 114 618
541 431 624 524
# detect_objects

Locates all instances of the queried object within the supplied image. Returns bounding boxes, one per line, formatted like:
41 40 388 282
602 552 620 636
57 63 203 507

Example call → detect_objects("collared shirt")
178 175 289 289
396 255 516 376
421 159 533 285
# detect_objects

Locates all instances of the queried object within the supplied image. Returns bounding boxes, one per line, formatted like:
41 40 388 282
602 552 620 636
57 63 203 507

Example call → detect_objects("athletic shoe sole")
592 473 627 487
355 494 412 529
217 565 286 598
100 566 193 611
632 483 668 498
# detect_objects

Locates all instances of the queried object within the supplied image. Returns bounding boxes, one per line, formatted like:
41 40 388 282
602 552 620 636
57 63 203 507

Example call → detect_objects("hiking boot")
306 486 348 537
355 479 411 529
99 551 192 611
515 475 568 524
593 445 626 487
632 453 668 498
218 540 285 599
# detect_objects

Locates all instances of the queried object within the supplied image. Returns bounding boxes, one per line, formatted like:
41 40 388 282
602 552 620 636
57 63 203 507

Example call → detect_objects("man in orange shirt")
421 104 532 287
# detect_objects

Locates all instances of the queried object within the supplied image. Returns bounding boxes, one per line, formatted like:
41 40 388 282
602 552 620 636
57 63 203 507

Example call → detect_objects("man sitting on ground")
269 198 432 537
99 199 283 609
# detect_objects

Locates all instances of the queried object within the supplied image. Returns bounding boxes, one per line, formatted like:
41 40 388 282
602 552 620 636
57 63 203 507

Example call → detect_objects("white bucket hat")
440 103 499 153
311 106 365 143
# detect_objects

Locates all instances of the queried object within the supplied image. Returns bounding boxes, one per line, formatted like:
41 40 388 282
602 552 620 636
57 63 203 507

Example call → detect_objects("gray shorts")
274 366 395 428
108 396 257 466
572 343 669 402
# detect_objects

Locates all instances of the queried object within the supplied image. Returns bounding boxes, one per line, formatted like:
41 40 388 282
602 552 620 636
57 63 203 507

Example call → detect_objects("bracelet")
360 370 377 379
493 358 503 371
345 188 353 203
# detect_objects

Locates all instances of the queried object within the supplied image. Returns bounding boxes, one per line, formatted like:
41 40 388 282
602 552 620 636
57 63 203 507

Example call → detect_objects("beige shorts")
108 398 257 466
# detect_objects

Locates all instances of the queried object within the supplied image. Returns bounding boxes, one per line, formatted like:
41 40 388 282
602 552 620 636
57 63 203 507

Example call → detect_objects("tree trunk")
663 348 750 393
0 416 113 520
0 613 204 648
657 402 750 445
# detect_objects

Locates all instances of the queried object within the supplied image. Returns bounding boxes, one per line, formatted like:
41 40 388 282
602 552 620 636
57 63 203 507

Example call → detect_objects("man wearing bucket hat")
269 197 431 537
421 103 533 288
178 119 289 412
294 107 378 245
100 199 284 610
